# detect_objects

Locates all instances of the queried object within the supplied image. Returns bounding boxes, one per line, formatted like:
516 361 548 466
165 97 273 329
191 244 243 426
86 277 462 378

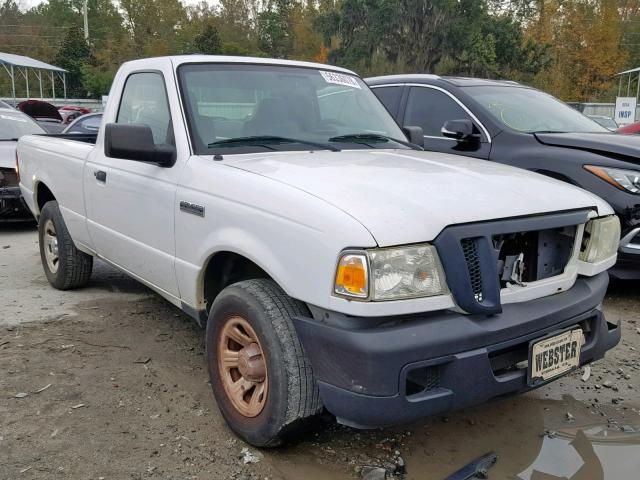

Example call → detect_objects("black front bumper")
0 186 32 220
293 273 620 428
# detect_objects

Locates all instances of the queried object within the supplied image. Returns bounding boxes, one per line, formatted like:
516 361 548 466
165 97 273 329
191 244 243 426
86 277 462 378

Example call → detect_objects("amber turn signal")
334 253 368 298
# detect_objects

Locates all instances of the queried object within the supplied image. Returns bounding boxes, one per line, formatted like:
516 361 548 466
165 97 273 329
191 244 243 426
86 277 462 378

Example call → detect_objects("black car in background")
367 75 640 279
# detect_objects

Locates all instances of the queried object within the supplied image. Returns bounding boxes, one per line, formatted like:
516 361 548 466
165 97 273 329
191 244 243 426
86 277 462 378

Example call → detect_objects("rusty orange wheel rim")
218 316 268 417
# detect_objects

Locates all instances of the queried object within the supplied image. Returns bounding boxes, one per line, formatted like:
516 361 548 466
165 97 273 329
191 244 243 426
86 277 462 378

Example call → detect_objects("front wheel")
38 200 93 290
206 279 322 447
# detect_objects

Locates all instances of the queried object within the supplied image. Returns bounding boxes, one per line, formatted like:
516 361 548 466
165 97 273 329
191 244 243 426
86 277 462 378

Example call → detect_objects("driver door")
402 86 491 159
84 70 181 298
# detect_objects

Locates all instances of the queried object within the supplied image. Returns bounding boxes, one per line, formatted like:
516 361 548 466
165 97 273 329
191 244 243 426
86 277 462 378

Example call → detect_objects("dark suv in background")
367 75 640 279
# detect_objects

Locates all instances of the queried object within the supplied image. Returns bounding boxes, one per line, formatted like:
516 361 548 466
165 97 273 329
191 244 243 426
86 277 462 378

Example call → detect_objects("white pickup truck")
18 56 622 447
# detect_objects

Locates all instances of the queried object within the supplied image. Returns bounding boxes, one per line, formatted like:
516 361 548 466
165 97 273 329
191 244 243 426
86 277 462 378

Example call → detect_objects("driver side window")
404 87 474 138
117 72 174 145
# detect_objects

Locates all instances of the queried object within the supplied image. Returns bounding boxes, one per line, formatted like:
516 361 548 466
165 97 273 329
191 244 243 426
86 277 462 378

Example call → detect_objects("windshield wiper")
0 138 19 142
329 133 422 150
208 135 340 152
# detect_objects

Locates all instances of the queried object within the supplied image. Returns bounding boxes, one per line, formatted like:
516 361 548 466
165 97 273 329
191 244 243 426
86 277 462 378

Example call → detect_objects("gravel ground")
1 223 639 480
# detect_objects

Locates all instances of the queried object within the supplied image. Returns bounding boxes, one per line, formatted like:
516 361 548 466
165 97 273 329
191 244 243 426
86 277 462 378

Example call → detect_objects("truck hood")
0 141 16 169
222 149 612 246
534 132 640 163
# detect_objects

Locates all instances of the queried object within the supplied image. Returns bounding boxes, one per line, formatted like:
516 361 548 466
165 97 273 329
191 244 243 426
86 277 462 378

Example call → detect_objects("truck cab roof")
121 55 357 76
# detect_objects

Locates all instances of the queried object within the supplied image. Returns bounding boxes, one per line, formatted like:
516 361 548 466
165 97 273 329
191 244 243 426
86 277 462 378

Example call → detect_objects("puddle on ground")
265 395 640 479
518 425 640 479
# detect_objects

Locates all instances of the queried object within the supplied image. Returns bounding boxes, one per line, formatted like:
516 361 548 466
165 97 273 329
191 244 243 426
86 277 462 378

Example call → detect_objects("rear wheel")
206 279 322 447
38 200 93 290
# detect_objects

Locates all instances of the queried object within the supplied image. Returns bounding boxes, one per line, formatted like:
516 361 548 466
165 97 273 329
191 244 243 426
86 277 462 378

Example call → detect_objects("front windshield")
590 116 618 130
0 110 45 140
178 63 408 154
462 86 609 134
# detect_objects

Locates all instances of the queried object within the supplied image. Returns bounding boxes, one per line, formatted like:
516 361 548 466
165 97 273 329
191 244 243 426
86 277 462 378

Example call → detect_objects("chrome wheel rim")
218 316 268 417
43 219 59 274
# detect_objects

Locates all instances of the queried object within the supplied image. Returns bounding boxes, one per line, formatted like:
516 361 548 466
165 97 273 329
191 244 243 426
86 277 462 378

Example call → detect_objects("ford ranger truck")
17 56 621 447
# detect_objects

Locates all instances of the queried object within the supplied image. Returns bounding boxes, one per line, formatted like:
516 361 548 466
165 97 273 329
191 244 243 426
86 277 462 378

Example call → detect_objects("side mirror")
441 119 480 141
402 126 424 147
104 123 176 167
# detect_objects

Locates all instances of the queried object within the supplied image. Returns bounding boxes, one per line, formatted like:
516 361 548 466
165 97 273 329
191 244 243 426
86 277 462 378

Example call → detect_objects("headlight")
369 244 448 300
584 165 640 194
334 244 448 301
580 215 620 263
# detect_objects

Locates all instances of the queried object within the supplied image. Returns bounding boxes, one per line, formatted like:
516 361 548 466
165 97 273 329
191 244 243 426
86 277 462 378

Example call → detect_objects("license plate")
529 329 583 385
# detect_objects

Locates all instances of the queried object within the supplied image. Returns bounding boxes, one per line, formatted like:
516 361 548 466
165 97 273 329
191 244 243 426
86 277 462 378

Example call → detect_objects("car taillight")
15 150 20 182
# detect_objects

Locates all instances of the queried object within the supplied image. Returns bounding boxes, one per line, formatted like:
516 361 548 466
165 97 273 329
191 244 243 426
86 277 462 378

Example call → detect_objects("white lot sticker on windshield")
320 71 361 89
0 114 27 123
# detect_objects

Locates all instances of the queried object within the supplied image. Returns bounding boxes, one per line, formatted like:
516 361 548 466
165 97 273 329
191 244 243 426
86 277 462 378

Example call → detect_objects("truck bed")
17 133 96 231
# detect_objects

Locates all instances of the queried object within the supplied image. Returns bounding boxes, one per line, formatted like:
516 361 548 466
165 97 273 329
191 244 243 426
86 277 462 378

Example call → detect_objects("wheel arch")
34 181 56 215
199 250 279 313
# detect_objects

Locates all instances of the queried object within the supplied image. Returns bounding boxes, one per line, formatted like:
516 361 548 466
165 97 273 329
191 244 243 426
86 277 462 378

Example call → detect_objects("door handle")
94 170 106 183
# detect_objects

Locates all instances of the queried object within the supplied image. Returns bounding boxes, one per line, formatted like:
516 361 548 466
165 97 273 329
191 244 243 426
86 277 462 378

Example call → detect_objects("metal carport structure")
0 52 67 105
617 66 640 98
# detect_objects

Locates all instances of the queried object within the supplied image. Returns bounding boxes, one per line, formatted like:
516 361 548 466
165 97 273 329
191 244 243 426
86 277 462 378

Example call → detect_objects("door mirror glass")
402 126 424 147
441 119 479 141
104 123 176 167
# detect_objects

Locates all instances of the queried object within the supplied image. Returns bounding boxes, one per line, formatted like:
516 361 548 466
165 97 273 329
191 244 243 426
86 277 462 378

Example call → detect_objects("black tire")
206 279 322 447
38 200 93 290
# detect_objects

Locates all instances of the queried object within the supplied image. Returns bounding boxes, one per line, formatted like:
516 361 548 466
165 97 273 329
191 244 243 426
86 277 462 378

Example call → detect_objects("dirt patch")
2 292 640 480
0 297 270 480
2 225 640 479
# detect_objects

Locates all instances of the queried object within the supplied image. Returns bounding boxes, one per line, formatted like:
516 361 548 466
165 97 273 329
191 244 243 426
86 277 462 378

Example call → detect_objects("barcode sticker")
320 71 361 89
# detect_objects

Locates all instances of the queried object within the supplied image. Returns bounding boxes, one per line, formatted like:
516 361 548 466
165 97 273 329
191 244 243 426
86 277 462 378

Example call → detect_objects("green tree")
119 0 188 55
315 0 459 74
217 0 258 52
53 25 93 97
529 0 628 101
0 0 23 54
193 24 222 54
620 0 640 70
81 63 114 97
0 0 21 25
257 0 294 58
316 0 547 78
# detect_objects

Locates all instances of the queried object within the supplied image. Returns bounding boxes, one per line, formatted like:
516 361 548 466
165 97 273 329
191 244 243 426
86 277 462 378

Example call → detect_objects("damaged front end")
495 226 577 288
0 167 31 221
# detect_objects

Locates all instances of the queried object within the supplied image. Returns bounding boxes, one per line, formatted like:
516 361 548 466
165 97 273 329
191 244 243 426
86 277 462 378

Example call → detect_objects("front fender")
174 157 376 312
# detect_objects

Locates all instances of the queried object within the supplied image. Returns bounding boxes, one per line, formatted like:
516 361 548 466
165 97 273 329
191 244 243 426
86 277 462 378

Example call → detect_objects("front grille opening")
406 365 441 397
461 238 484 302
494 226 576 288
